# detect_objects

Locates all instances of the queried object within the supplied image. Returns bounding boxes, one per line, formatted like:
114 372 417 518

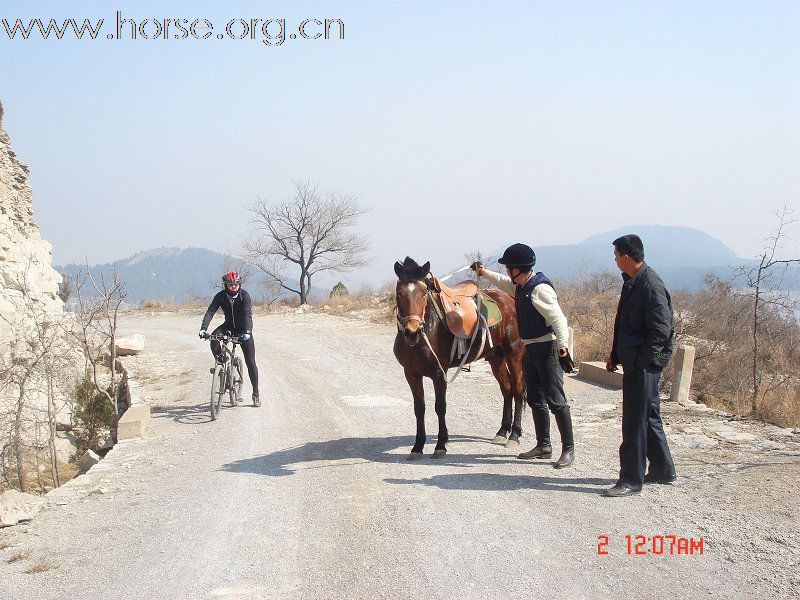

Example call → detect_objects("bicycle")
201 331 244 421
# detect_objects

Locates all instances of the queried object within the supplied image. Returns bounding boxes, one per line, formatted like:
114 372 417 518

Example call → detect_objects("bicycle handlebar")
202 332 243 344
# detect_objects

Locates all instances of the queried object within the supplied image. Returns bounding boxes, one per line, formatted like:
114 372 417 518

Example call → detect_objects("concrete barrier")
577 361 623 388
117 405 150 440
669 345 696 405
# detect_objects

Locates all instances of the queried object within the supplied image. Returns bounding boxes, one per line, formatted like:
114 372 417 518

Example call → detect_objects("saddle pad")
480 294 503 328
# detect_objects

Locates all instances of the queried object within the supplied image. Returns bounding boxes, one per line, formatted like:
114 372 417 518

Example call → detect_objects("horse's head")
394 257 431 342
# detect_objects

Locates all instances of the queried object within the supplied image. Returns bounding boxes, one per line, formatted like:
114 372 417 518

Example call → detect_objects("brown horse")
393 257 527 459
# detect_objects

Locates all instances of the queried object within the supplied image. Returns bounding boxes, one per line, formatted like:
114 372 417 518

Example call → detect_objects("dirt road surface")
1 308 799 599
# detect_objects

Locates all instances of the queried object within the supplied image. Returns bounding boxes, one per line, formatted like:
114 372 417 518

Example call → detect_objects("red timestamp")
597 535 704 555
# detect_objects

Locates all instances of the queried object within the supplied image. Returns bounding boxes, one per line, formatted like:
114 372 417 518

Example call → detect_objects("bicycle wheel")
230 357 243 406
210 363 225 420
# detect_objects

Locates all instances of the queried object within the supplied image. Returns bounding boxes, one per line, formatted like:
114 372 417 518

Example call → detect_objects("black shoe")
644 473 677 485
252 392 261 407
518 445 552 460
553 448 574 469
600 484 641 497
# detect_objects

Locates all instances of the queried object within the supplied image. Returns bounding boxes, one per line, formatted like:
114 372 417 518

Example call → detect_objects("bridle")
395 279 430 333
395 277 447 376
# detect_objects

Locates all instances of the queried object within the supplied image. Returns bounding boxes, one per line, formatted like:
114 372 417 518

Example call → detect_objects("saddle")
430 276 481 339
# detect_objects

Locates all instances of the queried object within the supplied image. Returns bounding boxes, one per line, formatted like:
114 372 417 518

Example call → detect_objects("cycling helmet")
222 271 242 285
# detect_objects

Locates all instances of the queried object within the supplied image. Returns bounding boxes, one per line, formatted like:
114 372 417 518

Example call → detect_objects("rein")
396 275 487 381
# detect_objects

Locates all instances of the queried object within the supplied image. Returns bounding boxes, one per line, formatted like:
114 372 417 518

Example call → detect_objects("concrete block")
669 345 696 405
577 361 623 389
77 450 100 474
117 404 150 440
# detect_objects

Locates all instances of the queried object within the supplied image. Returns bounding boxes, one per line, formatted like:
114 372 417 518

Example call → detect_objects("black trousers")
523 341 573 449
617 364 675 490
209 324 259 393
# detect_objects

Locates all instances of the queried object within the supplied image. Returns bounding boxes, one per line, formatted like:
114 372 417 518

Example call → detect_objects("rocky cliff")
0 101 79 492
0 100 65 353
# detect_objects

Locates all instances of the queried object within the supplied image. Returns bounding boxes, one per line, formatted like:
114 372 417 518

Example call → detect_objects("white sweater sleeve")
531 285 570 348
479 269 516 297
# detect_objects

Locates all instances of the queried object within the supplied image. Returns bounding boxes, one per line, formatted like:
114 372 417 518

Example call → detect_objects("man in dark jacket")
602 235 676 497
199 271 260 407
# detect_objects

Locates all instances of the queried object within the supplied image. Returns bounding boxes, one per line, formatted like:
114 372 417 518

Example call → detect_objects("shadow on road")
222 435 600 492
151 402 213 425
384 473 614 494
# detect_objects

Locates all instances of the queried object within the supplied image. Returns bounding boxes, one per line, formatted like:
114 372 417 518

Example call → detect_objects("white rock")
114 334 145 356
0 489 46 527
671 434 719 449
54 431 79 463
709 426 758 443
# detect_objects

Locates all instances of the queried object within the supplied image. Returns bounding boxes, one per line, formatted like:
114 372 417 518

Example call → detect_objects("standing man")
199 271 261 407
474 243 576 468
602 235 676 497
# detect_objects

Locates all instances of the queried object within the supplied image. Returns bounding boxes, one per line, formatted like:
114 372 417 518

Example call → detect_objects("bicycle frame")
205 331 244 419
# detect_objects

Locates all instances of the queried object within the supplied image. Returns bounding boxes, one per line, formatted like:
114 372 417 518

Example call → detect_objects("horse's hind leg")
507 350 526 445
431 375 448 458
405 370 426 459
487 356 514 444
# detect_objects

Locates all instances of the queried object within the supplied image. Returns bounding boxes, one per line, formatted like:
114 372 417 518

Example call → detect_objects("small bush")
72 374 114 453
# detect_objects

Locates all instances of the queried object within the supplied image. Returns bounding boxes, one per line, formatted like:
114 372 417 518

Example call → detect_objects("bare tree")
243 181 370 304
72 266 127 440
735 206 800 415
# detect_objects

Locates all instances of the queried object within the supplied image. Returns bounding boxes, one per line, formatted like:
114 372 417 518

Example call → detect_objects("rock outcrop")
0 100 78 492
0 101 65 352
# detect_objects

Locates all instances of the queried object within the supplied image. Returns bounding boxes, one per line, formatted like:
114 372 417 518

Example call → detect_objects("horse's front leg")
431 374 448 458
405 370 426 460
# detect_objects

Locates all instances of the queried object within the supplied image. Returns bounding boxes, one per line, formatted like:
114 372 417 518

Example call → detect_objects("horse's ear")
394 261 404 278
419 261 430 278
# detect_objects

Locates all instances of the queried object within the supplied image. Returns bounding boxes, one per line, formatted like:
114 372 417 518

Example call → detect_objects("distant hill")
478 225 767 291
56 247 372 303
57 247 234 303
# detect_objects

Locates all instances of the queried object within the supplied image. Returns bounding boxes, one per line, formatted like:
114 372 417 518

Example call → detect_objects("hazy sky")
3 0 798 286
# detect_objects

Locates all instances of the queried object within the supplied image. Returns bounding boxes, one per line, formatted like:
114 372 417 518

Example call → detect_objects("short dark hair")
613 234 645 262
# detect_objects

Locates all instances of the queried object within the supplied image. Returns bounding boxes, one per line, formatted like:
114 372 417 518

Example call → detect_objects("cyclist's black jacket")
201 289 253 334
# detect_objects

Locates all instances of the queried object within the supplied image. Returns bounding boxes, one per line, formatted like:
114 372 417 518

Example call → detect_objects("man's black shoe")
600 484 641 498
518 445 553 460
553 448 574 469
644 473 677 485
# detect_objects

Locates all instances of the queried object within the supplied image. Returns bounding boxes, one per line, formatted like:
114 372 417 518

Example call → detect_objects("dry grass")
311 287 396 324
173 385 190 404
25 560 58 574
7 552 28 563
136 299 206 313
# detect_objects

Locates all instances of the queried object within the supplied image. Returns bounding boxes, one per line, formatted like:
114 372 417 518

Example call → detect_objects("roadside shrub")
72 374 114 453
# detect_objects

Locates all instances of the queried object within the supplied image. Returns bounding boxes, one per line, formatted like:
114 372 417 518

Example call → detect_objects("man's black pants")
523 340 573 449
209 324 259 393
618 364 675 490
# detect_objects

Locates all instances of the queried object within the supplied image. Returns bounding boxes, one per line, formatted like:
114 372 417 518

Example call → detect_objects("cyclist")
199 271 260 407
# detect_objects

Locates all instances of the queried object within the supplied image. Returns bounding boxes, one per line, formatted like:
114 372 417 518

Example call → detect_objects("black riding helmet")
497 243 536 269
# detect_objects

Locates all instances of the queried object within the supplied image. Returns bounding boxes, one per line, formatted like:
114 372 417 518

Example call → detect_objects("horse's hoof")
432 448 447 459
491 434 508 445
407 452 424 461
505 438 520 448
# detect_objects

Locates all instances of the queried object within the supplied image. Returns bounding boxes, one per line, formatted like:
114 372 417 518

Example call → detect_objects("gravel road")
1 308 798 599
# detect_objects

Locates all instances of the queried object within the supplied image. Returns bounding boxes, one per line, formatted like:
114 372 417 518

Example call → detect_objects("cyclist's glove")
199 329 208 339
239 332 251 342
